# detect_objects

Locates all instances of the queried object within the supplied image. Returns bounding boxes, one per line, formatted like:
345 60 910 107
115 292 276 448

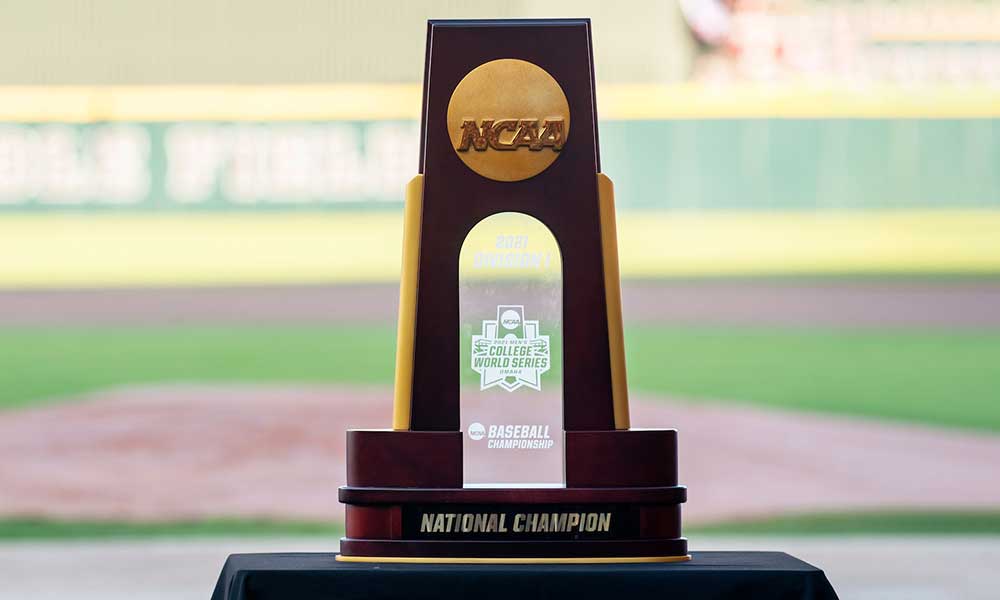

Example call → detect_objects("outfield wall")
1 116 997 211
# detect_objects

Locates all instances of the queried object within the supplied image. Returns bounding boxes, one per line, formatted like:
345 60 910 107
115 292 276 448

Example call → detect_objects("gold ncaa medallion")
447 58 571 182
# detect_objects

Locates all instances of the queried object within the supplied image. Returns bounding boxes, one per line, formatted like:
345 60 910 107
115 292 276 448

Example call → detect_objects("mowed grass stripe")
627 326 1000 432
691 510 1000 536
3 210 1000 288
0 518 344 540
3 510 1000 540
2 325 999 432
0 325 397 408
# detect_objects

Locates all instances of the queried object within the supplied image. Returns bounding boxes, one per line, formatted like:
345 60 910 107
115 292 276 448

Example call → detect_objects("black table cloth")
212 551 839 600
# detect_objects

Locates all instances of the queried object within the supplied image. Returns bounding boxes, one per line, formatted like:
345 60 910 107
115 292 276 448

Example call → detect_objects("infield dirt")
2 280 999 327
3 383 1000 525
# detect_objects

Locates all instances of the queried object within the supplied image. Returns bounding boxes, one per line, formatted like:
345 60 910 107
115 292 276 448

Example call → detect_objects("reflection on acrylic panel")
459 212 563 486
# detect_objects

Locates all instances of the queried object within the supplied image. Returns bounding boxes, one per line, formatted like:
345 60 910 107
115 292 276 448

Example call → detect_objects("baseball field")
2 71 999 545
4 3 1000 598
2 210 1000 539
4 316 1000 429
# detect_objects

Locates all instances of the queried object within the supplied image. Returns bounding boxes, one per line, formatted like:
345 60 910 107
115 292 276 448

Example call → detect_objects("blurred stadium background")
1 1 999 598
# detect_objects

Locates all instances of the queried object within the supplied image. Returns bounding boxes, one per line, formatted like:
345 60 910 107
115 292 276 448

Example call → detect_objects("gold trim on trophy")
335 555 692 564
392 174 424 430
598 173 630 430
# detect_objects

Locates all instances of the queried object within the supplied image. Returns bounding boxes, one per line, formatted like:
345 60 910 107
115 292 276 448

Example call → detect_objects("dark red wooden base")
340 537 689 560
340 429 687 560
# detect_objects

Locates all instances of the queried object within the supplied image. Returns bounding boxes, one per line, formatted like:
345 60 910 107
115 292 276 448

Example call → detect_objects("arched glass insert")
459 212 563 486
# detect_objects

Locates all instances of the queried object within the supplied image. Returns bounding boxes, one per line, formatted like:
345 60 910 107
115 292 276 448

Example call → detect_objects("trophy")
338 18 688 563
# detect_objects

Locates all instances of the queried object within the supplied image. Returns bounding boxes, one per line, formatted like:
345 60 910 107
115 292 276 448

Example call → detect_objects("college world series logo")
471 305 550 391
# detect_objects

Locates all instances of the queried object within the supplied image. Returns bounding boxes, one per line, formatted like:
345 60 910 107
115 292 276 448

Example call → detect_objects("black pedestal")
212 551 839 600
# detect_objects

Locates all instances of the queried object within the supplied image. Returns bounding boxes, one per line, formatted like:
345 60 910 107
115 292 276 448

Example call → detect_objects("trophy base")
338 484 687 562
340 429 686 562
338 486 688 564
335 551 691 564
339 523 688 563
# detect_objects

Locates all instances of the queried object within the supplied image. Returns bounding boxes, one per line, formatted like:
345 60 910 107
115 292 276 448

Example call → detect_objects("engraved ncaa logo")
471 305 550 392
468 422 486 441
447 58 570 182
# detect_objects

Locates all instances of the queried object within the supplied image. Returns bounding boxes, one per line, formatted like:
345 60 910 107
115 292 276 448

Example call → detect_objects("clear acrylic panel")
459 212 563 486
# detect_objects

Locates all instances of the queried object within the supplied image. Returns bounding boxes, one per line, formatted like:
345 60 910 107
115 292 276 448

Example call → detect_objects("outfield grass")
690 510 1000 536
627 326 1000 431
2 325 999 431
0 518 343 540
3 511 1000 540
0 325 396 409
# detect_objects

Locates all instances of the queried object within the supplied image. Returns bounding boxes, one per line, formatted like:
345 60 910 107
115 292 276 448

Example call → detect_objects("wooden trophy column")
339 19 687 563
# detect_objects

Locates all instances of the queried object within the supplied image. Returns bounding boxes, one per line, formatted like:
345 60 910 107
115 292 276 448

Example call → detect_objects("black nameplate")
403 504 640 541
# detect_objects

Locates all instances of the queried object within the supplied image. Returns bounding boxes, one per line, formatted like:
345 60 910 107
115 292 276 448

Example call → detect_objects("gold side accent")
598 173 630 430
336 554 691 564
391 174 423 430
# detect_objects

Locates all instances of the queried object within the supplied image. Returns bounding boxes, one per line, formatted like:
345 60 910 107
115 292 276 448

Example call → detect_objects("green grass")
691 510 1000 536
2 511 999 540
2 324 1000 431
0 325 396 410
0 518 343 540
627 326 1000 431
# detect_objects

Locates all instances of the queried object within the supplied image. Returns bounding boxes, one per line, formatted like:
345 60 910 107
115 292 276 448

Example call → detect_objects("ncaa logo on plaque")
468 422 486 441
447 58 571 181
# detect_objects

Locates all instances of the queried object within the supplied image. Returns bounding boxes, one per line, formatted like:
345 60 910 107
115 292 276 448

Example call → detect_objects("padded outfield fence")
0 85 997 212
